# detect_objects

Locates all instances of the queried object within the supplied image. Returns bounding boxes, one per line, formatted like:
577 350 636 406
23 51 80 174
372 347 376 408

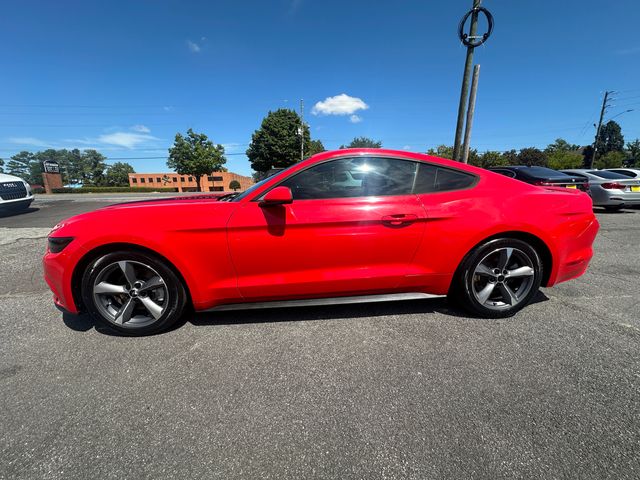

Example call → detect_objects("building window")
212 176 223 181
156 177 161 183
180 177 185 182
132 178 138 184
148 177 153 183
207 176 214 182
173 177 178 182
188 177 193 182
140 178 145 183
212 186 224 191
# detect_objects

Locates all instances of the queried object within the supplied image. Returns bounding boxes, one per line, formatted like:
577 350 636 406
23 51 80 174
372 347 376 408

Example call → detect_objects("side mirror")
260 186 293 206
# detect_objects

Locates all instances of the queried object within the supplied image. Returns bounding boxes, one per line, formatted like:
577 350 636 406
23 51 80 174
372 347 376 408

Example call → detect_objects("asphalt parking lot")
1 195 639 479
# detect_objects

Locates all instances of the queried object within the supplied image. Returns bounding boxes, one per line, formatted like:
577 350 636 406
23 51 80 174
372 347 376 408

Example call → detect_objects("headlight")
48 237 74 253
23 181 32 195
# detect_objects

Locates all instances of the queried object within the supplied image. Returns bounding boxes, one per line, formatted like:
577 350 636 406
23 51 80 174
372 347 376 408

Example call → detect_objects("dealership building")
128 171 254 193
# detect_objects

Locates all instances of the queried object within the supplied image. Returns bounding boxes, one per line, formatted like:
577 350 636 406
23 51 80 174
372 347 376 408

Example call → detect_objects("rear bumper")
547 216 599 286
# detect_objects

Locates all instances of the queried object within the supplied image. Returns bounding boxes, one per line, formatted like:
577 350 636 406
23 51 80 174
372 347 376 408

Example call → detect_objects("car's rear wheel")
81 250 187 335
451 238 543 318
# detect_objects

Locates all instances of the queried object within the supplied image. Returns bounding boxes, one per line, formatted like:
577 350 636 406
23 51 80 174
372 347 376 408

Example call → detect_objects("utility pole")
461 64 481 163
453 0 481 161
589 91 611 169
300 99 305 162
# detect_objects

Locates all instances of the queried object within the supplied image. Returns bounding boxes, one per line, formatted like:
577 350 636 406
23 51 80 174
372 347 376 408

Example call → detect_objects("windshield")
232 164 298 202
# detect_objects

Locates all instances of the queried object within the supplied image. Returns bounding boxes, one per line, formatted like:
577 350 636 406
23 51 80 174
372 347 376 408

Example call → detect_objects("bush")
51 187 177 194
595 151 625 169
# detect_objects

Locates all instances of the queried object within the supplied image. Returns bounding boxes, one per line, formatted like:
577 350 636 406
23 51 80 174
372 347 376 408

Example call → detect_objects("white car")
0 173 34 212
606 168 640 179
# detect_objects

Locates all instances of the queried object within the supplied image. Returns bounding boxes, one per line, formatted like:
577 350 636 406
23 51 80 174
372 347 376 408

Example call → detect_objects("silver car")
561 169 640 211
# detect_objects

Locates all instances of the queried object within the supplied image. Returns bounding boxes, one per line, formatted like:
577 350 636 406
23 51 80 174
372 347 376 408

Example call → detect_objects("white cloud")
8 137 52 148
223 142 243 153
312 94 369 116
187 39 202 53
403 145 411 150
131 124 151 133
98 132 158 149
349 114 362 123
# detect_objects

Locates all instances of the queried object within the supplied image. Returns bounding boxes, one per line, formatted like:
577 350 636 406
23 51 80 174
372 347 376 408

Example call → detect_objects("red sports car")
43 149 599 335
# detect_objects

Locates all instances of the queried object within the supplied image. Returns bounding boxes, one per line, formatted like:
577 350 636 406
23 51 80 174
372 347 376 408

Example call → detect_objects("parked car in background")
489 166 589 192
606 168 640 179
560 169 640 211
0 173 34 213
44 149 599 336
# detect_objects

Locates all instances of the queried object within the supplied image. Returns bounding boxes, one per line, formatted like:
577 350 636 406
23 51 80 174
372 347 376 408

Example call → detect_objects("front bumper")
0 196 33 211
43 247 80 314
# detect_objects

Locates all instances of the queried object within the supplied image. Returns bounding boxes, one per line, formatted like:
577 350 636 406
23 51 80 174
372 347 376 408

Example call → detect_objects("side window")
414 163 476 193
277 157 417 200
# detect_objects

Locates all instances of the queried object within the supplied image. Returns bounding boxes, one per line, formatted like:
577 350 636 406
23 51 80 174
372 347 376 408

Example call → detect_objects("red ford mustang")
43 149 599 335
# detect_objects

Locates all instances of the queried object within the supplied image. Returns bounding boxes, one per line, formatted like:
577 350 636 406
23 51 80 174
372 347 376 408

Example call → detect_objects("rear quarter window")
414 163 477 194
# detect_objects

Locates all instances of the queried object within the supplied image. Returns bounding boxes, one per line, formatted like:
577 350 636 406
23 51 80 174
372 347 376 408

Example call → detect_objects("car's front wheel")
81 250 187 335
451 238 543 318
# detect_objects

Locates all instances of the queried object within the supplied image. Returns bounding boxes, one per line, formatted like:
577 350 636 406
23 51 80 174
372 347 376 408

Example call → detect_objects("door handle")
381 214 418 227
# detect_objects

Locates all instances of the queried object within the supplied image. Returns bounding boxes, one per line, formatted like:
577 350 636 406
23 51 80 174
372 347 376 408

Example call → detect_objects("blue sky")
1 0 639 176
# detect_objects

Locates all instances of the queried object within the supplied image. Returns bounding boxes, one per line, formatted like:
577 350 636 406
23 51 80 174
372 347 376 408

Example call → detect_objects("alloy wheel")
471 247 535 311
92 260 168 328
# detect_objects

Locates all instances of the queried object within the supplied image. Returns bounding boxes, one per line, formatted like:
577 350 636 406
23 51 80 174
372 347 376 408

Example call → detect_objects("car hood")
0 173 27 183
100 194 228 210
51 194 237 239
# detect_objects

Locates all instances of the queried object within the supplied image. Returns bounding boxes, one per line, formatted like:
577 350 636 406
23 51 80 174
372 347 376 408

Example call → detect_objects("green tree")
0 158 4 173
6 151 34 180
79 150 108 185
168 129 226 192
471 151 508 169
502 149 519 164
340 136 382 149
544 138 580 155
596 120 624 157
595 150 625 169
518 147 547 167
246 109 310 172
307 139 325 158
229 179 241 191
547 150 583 170
626 139 640 167
104 162 135 186
426 145 454 159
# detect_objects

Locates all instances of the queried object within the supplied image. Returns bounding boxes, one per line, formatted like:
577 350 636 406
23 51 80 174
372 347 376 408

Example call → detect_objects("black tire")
449 238 543 318
81 250 187 336
604 205 622 212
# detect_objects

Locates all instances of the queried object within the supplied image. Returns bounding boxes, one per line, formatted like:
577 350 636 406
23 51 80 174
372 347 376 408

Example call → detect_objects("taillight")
601 182 625 190
533 180 553 186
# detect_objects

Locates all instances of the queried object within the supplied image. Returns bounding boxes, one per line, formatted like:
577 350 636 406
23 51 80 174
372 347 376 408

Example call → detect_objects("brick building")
128 171 253 193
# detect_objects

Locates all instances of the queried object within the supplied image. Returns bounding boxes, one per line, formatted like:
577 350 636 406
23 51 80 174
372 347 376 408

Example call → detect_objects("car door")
226 156 427 300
